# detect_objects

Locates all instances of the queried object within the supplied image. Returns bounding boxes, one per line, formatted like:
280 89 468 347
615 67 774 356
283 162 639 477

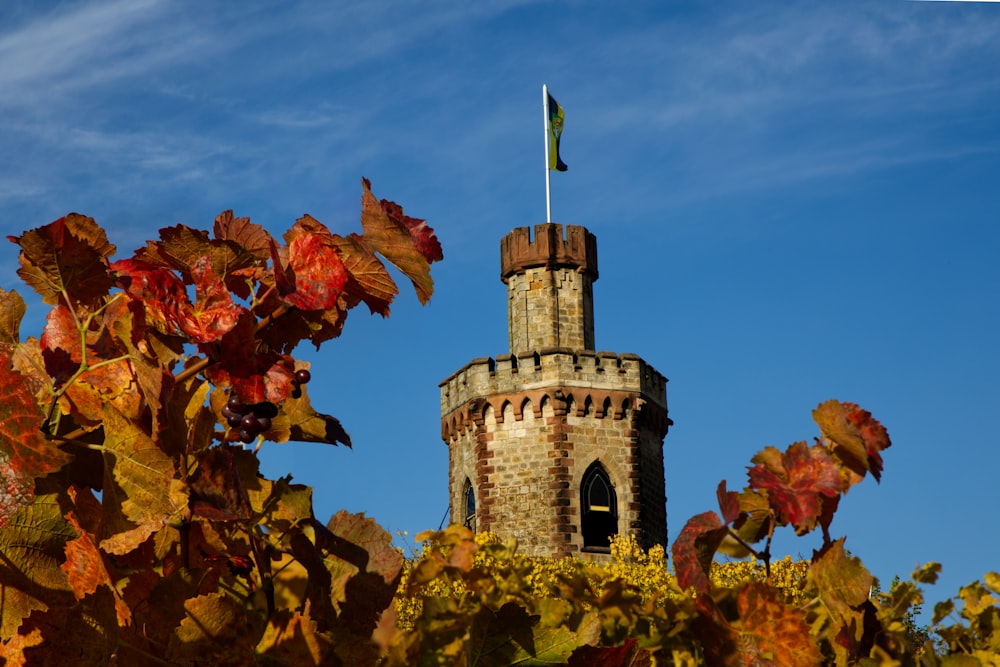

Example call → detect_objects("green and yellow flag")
547 92 568 172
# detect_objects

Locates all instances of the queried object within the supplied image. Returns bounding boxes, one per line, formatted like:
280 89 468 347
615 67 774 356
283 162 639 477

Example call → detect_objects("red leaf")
748 442 847 535
178 255 245 343
39 304 81 380
671 510 728 595
378 197 443 264
282 232 348 311
0 347 71 527
206 312 296 405
717 480 740 525
111 258 189 336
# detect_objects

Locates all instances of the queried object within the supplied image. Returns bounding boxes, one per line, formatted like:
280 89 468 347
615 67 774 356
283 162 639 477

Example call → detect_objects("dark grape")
291 386 302 399
256 416 272 432
227 414 244 429
227 395 245 414
238 429 255 444
221 404 235 420
295 369 311 385
253 402 278 419
241 414 260 431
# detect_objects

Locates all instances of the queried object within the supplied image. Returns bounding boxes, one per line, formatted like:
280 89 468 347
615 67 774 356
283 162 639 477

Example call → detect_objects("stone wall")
441 348 670 557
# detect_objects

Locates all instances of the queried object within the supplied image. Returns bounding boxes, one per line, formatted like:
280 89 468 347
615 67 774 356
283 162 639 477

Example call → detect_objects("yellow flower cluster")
394 532 809 630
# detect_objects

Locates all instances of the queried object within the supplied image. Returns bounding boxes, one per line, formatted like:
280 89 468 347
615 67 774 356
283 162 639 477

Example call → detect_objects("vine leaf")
256 606 333 665
377 196 443 265
360 178 437 305
280 229 348 311
469 602 600 667
0 348 70 527
736 582 822 666
213 209 273 262
716 480 740 525
206 312 296 405
136 223 258 290
808 538 873 628
0 287 26 345
270 386 351 447
671 510 728 595
99 404 188 553
813 400 891 483
180 255 245 343
189 445 253 521
747 441 847 536
335 233 397 316
166 593 257 665
8 213 116 308
0 490 77 638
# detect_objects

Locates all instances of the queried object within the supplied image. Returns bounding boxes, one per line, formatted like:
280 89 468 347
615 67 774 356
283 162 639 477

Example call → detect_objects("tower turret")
500 223 598 353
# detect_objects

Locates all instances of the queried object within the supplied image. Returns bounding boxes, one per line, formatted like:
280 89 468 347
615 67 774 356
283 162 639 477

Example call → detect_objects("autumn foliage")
1 184 998 665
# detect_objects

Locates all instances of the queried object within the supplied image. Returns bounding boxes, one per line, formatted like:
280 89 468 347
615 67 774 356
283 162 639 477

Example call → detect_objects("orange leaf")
813 400 891 483
179 255 245 343
736 582 822 666
360 178 435 304
334 232 398 316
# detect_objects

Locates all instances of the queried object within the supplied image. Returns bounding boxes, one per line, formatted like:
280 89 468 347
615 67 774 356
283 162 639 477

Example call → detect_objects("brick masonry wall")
442 350 670 558
506 267 595 354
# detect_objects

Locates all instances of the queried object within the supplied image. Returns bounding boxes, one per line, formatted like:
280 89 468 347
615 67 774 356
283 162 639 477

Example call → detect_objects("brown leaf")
0 287 26 346
213 209 273 261
360 178 435 304
167 593 257 666
0 489 76 638
8 213 116 308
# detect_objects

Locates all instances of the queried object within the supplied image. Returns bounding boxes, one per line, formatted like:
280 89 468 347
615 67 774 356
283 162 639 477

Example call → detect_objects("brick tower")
439 223 671 557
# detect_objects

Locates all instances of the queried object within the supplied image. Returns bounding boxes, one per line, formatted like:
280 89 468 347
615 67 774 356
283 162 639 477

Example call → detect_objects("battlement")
500 223 598 283
439 347 666 420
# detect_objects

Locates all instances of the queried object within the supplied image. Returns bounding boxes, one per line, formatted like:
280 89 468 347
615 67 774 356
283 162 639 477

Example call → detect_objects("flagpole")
543 84 552 223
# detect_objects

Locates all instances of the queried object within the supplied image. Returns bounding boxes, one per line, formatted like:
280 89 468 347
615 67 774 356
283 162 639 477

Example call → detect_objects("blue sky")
1 0 997 611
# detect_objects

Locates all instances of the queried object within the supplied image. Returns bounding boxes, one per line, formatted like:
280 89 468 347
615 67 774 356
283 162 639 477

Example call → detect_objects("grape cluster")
222 395 279 444
290 368 311 399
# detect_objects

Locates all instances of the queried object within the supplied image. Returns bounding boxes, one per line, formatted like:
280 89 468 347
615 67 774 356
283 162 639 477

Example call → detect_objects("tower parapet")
500 224 598 354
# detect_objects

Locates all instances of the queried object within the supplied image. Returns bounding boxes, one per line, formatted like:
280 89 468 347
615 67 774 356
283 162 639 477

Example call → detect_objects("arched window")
463 478 477 532
581 463 617 551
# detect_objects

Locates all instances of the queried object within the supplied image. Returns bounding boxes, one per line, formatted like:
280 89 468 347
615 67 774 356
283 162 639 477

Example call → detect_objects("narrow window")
463 478 477 532
581 463 617 551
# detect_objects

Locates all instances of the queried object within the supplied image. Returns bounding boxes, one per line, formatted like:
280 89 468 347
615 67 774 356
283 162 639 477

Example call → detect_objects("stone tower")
439 223 670 557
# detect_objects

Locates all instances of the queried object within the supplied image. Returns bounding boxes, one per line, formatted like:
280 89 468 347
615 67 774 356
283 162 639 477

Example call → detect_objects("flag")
547 92 568 172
